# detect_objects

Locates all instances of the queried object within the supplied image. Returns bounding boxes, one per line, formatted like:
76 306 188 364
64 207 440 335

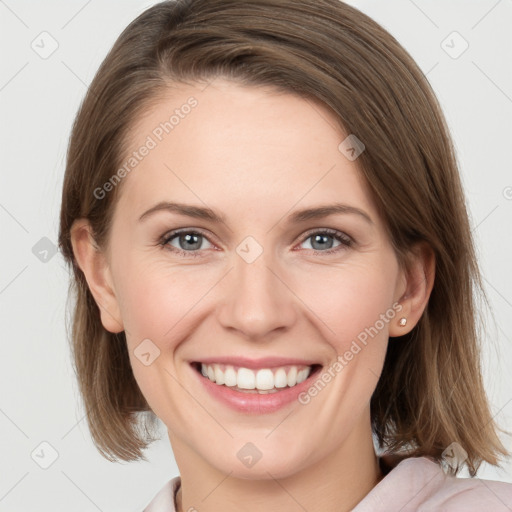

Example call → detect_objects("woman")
58 0 512 510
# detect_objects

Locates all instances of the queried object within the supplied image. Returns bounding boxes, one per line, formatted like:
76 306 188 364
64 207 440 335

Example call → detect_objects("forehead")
115 79 378 224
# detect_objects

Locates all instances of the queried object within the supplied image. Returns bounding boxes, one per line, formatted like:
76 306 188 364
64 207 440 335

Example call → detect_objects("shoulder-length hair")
58 0 508 474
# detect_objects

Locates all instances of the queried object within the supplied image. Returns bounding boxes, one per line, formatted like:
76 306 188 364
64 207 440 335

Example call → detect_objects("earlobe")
389 242 435 337
70 219 124 333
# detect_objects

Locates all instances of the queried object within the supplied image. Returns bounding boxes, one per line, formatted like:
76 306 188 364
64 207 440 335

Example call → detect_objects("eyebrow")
138 201 373 225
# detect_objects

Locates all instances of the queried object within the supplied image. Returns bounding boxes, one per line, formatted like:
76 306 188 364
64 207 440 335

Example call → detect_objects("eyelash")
158 228 353 258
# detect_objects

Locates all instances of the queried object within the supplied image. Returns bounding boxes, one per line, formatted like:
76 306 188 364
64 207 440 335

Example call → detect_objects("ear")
70 219 124 333
389 241 435 337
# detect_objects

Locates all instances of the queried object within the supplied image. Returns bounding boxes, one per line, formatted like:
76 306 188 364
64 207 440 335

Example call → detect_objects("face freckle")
106 78 405 480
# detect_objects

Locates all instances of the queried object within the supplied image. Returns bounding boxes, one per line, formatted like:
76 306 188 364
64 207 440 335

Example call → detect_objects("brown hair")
58 0 509 474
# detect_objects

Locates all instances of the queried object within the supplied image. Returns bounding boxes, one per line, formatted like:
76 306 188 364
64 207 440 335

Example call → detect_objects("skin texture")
71 79 435 512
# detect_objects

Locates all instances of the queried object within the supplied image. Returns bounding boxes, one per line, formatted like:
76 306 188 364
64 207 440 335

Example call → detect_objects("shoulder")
143 476 181 512
353 456 512 512
408 458 512 511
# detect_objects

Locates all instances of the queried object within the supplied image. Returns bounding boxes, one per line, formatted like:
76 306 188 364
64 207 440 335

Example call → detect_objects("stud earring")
398 317 407 327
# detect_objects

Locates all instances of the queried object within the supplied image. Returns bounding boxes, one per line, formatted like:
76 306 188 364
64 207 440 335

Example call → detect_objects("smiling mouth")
191 362 322 394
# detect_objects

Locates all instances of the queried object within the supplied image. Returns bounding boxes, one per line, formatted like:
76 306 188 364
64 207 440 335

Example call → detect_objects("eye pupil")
164 229 349 256
180 233 202 250
311 234 334 250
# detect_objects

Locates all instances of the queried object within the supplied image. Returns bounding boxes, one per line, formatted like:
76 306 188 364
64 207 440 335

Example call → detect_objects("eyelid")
297 227 352 245
293 227 353 254
159 226 354 257
159 227 218 253
160 227 214 242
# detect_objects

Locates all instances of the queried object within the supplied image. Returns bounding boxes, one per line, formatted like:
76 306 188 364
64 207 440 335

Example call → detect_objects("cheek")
114 260 209 412
114 253 214 350
119 275 183 339
298 259 398 352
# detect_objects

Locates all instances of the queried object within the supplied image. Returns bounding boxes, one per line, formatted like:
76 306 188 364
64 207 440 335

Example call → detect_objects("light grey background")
0 0 511 510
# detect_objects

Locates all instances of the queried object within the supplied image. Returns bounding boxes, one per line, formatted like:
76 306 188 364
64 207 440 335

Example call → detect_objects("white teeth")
198 363 313 392
287 366 297 387
224 366 237 387
237 367 256 389
297 368 309 384
274 368 288 388
255 369 274 390
214 365 225 385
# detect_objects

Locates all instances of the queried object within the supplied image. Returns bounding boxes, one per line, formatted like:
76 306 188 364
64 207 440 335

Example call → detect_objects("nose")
216 247 298 340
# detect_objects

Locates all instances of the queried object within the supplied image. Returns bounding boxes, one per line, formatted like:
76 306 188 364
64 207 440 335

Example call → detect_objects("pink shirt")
143 456 512 511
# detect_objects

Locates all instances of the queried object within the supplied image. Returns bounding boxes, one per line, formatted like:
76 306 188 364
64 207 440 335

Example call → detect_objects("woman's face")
101 79 408 479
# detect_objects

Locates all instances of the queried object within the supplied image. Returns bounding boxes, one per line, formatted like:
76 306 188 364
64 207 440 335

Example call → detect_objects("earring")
398 317 407 327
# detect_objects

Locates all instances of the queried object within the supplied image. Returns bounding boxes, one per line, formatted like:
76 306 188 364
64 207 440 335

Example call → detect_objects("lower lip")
192 364 321 414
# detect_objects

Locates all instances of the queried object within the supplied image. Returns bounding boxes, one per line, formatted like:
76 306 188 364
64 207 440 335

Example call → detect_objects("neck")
172 411 382 512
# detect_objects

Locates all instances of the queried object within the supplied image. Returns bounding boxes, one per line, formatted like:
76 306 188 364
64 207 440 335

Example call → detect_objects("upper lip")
192 356 321 369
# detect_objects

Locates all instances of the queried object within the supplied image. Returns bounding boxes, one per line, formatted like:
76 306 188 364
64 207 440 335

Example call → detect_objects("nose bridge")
217 238 296 339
